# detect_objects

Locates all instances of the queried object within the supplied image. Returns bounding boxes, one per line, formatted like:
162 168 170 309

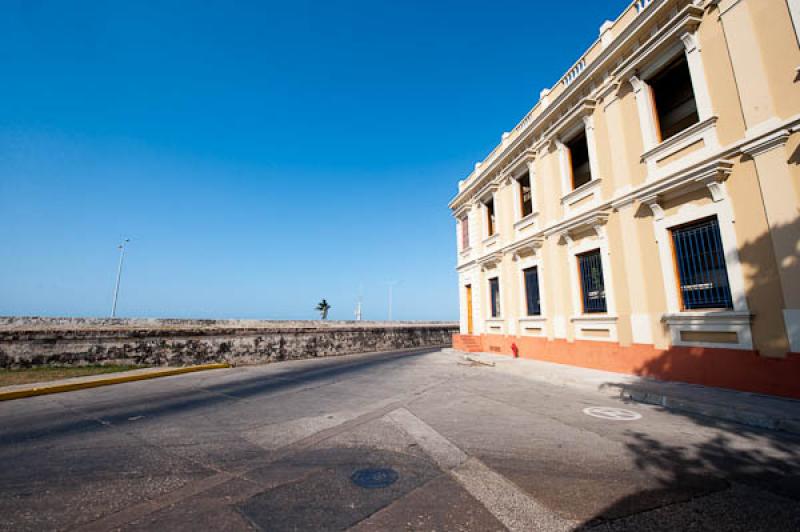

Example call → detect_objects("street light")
111 239 130 318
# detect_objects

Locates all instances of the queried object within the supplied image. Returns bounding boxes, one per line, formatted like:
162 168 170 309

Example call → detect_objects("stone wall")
0 318 457 368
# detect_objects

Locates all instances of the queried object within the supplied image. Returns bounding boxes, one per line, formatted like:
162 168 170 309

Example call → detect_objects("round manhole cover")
583 406 642 421
351 468 399 489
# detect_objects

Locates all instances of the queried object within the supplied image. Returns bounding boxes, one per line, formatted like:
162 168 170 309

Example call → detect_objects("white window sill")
661 310 753 350
640 116 717 166
519 316 547 323
571 314 618 342
661 310 751 326
483 234 500 248
514 212 539 232
560 178 601 206
570 314 618 324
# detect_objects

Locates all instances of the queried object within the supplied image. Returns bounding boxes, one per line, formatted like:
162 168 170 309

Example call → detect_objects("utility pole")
355 284 363 321
111 239 130 318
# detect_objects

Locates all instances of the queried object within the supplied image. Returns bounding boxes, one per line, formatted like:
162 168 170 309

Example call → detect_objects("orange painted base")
453 333 800 400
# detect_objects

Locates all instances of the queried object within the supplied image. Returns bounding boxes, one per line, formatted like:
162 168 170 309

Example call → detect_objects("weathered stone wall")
0 318 457 368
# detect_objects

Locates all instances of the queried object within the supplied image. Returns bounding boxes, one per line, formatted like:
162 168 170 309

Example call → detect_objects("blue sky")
0 0 630 321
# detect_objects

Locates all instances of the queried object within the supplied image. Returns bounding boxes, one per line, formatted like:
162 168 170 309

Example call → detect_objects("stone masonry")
0 317 457 368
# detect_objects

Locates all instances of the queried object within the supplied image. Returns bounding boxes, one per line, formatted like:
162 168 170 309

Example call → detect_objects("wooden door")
466 285 474 335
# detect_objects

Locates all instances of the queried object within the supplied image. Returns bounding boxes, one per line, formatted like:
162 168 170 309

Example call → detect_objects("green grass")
0 365 147 387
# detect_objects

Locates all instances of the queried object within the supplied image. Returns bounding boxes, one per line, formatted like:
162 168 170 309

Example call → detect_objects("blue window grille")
578 250 607 313
524 267 541 316
671 217 733 310
489 278 501 318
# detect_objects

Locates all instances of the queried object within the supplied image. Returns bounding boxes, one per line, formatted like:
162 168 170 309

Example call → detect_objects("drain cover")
351 468 399 489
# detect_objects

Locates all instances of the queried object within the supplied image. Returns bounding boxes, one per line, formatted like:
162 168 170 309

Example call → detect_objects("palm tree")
315 299 331 320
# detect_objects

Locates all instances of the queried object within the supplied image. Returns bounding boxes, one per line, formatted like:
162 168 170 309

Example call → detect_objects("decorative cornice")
630 158 734 217
449 0 683 209
543 208 611 242
740 129 791 158
477 251 503 270
507 235 544 259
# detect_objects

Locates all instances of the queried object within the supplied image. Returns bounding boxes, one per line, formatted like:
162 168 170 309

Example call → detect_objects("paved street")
1 348 799 531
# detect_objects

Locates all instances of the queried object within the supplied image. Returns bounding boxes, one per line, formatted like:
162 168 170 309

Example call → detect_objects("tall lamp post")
111 239 130 318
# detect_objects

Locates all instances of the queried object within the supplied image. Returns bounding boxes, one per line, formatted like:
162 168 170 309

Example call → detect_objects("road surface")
1 348 799 531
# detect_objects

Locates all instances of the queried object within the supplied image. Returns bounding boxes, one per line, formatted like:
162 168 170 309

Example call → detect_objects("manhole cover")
351 468 399 489
583 406 642 421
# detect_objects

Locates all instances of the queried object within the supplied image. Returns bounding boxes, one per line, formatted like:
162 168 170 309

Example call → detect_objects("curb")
444 348 800 436
0 363 230 402
620 388 800 436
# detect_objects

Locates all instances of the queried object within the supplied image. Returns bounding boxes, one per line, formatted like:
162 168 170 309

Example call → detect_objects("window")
460 216 470 250
578 250 606 313
485 198 496 237
523 267 541 316
671 217 733 310
489 277 501 318
649 55 699 141
566 132 592 189
517 172 533 218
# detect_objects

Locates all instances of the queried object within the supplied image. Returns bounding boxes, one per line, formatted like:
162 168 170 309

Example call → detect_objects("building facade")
450 0 800 398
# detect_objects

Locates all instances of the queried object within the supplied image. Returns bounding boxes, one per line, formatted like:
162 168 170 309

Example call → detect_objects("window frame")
488 277 501 318
460 215 470 250
577 248 607 314
523 266 541 316
669 216 734 311
565 131 592 190
516 171 534 219
646 54 700 143
485 198 496 238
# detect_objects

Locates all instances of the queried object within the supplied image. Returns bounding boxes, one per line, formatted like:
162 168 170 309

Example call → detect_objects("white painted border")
565 228 619 342
515 254 547 337
651 190 754 349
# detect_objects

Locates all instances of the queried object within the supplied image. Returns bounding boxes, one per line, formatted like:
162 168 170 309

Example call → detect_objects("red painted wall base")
453 333 800 400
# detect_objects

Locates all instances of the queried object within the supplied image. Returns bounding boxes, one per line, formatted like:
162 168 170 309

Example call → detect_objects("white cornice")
449 0 680 210
740 129 791 158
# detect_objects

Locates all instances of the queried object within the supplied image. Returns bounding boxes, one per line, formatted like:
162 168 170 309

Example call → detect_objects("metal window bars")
578 250 607 313
671 217 733 310
524 267 541 316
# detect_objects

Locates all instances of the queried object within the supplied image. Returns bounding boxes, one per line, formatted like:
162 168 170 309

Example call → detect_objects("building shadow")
577 213 800 528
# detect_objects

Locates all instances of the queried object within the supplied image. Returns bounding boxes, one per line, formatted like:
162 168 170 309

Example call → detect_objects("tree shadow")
579 193 800 527
574 419 800 529
624 214 800 398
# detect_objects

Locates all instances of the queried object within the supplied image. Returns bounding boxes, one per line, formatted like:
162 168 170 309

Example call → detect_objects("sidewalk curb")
444 348 800 435
620 388 800 435
0 363 230 402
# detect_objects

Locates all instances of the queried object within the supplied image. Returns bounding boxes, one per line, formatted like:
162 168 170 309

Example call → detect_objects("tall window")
485 198 496 237
578 249 607 313
649 55 699 141
671 217 733 310
523 267 541 316
517 172 533 218
489 277 501 318
567 133 592 189
460 216 470 250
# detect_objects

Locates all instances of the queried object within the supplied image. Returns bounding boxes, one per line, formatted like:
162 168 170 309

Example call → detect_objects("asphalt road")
1 348 799 531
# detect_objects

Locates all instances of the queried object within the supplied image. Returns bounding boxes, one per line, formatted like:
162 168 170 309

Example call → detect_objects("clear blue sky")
0 0 629 321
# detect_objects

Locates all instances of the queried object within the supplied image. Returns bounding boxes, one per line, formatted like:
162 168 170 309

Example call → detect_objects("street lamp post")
111 239 130 318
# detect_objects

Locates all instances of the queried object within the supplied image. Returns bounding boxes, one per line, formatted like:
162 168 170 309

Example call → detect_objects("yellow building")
450 0 800 398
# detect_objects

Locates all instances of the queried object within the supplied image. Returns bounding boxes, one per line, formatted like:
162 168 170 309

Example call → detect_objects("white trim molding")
662 311 753 350
649 191 753 350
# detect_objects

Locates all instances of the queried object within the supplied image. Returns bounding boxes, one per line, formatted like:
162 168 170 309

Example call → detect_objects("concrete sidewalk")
446 348 800 435
0 363 229 401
